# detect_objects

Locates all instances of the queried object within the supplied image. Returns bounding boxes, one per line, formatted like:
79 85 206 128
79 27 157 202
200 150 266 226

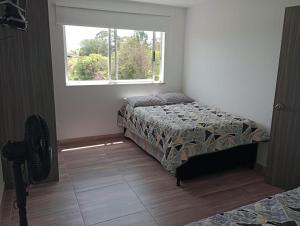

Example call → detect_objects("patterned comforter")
186 187 300 226
118 102 269 173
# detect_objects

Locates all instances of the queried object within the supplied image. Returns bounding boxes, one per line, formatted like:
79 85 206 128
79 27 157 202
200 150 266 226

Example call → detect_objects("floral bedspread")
186 187 300 226
119 102 269 173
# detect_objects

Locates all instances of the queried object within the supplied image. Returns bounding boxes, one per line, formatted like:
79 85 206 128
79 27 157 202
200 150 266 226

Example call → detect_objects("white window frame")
63 25 165 86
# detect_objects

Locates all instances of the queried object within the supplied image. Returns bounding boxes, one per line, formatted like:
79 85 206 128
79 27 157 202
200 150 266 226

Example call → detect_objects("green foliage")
96 30 108 40
118 36 152 80
133 31 148 43
67 30 161 81
155 41 161 80
79 31 108 56
68 54 108 81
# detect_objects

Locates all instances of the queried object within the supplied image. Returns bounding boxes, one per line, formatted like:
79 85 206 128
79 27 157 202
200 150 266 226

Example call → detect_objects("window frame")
63 25 165 86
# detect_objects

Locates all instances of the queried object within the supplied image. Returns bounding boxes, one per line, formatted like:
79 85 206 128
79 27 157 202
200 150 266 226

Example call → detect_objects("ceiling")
116 0 201 7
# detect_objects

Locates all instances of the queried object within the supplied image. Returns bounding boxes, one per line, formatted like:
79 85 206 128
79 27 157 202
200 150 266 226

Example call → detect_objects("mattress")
186 187 300 226
118 102 269 173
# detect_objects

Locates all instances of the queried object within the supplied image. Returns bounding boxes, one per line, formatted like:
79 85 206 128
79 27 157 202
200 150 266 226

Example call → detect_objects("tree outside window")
65 25 164 84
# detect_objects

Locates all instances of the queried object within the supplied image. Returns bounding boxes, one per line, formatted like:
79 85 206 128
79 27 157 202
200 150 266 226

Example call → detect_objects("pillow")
126 95 166 108
155 92 194 105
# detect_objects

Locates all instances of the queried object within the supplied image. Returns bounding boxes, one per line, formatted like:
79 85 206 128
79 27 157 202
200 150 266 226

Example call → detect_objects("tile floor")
0 137 283 226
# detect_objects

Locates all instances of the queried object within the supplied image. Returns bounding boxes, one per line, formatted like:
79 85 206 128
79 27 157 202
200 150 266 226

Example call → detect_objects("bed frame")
175 143 258 186
123 128 258 186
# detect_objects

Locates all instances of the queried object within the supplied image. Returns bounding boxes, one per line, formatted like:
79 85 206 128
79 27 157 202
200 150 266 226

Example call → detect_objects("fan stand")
2 141 28 226
12 160 28 226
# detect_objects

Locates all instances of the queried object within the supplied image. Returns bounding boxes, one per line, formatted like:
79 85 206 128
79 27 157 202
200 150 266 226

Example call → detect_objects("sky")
65 26 101 51
65 25 153 51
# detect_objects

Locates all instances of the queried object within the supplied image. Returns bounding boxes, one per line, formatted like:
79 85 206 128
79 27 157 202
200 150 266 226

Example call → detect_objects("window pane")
110 29 118 80
65 25 109 81
154 32 162 81
117 29 153 80
64 26 164 85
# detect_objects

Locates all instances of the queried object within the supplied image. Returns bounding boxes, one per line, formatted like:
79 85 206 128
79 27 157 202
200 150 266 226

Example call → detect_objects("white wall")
48 0 186 140
184 0 300 165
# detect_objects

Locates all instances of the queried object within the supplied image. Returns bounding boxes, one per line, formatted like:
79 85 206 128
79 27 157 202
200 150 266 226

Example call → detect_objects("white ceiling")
116 0 201 7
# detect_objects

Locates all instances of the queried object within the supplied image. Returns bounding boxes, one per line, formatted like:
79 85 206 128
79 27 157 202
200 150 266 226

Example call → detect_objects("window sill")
66 80 165 86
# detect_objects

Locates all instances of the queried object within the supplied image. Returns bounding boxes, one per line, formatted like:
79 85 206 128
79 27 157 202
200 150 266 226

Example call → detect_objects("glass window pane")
64 26 165 85
117 29 153 80
154 32 162 81
65 25 109 81
110 29 118 80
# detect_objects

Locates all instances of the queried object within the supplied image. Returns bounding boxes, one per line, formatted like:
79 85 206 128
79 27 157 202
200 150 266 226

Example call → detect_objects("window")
64 25 165 85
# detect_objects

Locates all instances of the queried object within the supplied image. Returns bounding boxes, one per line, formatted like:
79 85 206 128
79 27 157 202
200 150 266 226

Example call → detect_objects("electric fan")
1 115 52 226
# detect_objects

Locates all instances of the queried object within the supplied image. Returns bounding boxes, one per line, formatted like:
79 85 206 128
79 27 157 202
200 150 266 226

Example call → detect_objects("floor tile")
12 190 79 219
154 205 214 226
94 211 158 226
77 183 145 225
11 208 85 226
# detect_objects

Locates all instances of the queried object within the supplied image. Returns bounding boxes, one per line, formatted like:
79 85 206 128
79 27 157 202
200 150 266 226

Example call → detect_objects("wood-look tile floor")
0 137 283 226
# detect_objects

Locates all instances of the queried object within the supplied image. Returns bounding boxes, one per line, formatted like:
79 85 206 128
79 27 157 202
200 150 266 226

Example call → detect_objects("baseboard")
58 133 125 149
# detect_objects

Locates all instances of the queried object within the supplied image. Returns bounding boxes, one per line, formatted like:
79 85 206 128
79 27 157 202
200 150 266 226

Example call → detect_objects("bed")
185 187 300 226
118 93 269 185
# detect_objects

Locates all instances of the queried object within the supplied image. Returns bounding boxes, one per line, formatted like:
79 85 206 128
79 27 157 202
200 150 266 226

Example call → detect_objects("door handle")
274 103 285 110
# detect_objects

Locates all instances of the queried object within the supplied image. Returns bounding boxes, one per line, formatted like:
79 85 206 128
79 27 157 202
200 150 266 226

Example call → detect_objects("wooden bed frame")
175 143 258 186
